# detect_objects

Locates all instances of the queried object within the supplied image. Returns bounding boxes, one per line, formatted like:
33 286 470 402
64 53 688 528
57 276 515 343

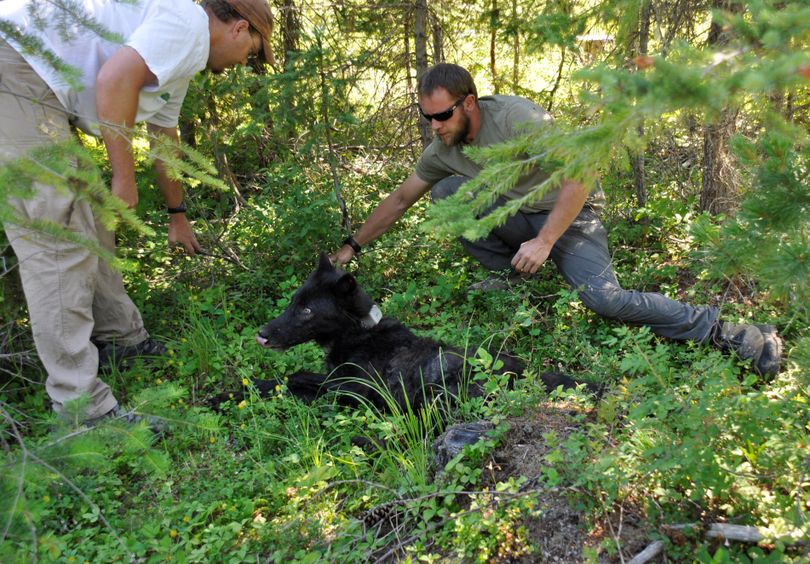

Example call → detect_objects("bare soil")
481 401 660 563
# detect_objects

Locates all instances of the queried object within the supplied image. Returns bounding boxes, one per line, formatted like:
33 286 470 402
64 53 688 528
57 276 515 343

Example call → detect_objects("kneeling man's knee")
578 285 626 319
431 175 470 203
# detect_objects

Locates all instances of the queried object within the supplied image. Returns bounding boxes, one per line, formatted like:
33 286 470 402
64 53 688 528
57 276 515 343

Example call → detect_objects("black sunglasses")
419 95 468 122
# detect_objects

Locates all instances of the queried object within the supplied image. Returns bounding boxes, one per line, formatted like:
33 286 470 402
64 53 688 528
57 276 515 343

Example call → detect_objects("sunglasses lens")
420 96 467 122
420 109 453 122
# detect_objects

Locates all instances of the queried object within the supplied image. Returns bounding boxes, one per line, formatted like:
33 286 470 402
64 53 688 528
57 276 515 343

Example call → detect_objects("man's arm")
331 172 432 265
96 46 157 209
510 179 589 274
147 123 202 256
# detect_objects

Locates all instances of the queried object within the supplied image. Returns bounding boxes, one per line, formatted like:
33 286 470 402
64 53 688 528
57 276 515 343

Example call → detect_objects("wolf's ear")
317 252 334 274
335 272 357 295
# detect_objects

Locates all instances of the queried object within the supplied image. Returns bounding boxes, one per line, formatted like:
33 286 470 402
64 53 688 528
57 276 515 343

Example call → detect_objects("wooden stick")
627 540 664 564
705 523 764 543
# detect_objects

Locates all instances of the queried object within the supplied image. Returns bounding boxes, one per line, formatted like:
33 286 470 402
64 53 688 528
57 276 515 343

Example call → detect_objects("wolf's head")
257 253 379 349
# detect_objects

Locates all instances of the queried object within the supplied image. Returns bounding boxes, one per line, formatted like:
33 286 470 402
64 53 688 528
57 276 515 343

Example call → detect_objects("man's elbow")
561 179 590 199
391 179 430 212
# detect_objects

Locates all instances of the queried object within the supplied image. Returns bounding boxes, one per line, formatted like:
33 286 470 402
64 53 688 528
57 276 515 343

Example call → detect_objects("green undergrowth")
1 164 807 562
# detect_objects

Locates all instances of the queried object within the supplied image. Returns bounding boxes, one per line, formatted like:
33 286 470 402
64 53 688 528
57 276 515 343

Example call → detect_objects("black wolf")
250 254 590 413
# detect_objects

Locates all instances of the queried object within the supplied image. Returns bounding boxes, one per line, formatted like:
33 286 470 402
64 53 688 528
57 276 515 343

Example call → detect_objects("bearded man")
330 63 781 378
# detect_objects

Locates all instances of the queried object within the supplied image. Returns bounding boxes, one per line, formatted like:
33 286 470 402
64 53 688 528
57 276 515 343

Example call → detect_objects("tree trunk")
546 46 566 112
205 95 245 206
490 0 499 93
786 90 794 122
701 108 739 214
279 0 300 66
432 8 444 63
404 7 421 158
512 0 519 90
414 0 432 148
700 0 742 214
315 35 350 234
632 0 652 208
178 114 197 149
631 131 646 208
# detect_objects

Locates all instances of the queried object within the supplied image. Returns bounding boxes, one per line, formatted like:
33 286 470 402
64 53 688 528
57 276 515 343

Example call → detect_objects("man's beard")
444 113 470 147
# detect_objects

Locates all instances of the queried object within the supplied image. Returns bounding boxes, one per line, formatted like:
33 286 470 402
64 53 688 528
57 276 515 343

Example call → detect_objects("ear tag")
361 304 383 328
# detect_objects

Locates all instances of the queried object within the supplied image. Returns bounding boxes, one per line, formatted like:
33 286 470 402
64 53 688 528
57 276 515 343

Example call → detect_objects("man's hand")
168 214 202 256
329 244 355 266
511 237 552 274
511 179 590 274
111 174 139 209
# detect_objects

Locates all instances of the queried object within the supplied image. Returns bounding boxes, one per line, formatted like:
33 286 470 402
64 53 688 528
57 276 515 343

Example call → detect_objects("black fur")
248 253 591 412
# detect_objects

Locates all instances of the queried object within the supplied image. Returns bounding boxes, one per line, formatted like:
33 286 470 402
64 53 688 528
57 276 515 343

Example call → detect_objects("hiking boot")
95 338 167 374
86 404 168 435
713 322 782 377
468 272 531 292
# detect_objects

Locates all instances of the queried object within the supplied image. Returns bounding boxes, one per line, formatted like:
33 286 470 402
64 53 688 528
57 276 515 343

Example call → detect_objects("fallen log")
665 522 808 547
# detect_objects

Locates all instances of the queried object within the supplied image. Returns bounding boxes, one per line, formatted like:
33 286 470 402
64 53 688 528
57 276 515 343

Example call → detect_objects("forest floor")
481 404 652 563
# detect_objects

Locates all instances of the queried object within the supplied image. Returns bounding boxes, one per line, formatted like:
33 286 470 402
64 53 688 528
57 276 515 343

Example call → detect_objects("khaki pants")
0 40 148 419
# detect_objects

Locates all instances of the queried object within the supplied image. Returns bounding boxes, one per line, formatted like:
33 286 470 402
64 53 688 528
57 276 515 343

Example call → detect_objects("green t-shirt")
414 95 605 212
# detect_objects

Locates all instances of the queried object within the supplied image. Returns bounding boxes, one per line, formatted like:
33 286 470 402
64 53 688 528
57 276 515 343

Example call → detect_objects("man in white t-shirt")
0 0 273 423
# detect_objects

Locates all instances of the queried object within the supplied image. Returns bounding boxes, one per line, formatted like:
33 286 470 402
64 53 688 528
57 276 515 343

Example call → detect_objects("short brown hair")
417 63 477 100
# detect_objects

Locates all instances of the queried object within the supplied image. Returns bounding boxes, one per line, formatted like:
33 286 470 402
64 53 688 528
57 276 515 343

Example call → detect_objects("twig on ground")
605 502 626 564
627 540 664 564
195 247 249 270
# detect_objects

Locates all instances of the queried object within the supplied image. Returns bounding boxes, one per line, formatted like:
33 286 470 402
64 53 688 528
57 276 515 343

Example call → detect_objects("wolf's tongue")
256 335 269 347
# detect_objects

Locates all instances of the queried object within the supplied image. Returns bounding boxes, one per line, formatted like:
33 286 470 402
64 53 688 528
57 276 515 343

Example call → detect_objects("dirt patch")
482 401 658 563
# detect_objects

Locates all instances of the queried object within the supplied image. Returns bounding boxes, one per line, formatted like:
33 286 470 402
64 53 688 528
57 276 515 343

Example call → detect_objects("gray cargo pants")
433 176 719 342
0 39 148 419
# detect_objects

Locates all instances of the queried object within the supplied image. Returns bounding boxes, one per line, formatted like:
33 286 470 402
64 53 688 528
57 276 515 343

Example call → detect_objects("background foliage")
1 0 808 560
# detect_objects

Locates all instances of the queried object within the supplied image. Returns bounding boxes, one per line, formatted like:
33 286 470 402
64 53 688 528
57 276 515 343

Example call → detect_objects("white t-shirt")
0 0 209 134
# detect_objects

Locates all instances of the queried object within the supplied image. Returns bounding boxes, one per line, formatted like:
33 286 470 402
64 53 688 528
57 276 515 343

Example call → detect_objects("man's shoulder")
481 96 552 129
478 94 548 115
127 0 209 79
476 95 551 144
146 0 207 23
